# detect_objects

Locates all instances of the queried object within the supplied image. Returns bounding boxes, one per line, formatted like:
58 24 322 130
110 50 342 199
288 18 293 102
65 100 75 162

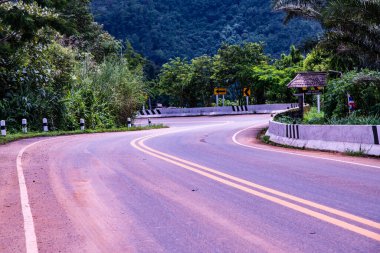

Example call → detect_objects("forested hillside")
91 0 321 64
0 0 147 131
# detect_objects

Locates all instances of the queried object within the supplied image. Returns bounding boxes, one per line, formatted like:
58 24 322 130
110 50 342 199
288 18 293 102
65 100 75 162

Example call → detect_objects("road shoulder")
0 139 40 253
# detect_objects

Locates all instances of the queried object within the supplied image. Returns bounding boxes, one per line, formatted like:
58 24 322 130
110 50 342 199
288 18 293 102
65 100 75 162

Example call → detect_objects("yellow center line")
130 132 380 242
139 137 380 231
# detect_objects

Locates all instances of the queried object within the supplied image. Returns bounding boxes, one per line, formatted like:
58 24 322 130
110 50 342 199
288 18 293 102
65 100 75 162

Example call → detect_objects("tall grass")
275 107 380 125
327 113 380 125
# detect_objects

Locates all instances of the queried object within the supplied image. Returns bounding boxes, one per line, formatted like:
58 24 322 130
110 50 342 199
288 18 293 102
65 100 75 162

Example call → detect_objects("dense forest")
1 0 379 134
155 0 380 121
91 0 321 64
0 0 147 131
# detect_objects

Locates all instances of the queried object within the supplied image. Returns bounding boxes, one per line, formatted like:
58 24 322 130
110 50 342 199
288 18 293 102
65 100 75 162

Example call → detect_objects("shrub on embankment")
275 70 380 125
0 1 147 132
276 108 380 125
324 70 380 119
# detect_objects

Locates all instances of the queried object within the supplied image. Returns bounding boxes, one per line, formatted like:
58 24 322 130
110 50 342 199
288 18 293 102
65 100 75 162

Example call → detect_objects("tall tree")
189 56 215 107
158 58 192 107
212 42 268 103
273 0 380 69
91 0 320 65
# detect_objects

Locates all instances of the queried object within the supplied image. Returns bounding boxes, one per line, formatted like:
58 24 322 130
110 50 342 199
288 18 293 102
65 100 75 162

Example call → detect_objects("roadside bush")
275 109 380 125
302 107 325 124
324 70 380 118
327 113 380 125
274 115 299 124
65 57 146 129
211 99 239 107
0 39 76 131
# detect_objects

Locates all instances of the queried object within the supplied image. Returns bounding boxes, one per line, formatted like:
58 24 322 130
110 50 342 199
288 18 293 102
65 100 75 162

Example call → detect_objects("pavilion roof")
287 72 328 88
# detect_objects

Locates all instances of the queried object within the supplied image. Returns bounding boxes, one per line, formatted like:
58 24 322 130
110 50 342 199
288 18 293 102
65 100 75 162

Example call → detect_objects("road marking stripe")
138 137 380 230
13 123 230 253
17 140 47 253
232 125 380 169
135 120 236 125
131 133 380 242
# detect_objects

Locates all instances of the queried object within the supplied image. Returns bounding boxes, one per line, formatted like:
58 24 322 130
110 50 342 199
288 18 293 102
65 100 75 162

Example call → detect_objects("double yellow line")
131 131 380 242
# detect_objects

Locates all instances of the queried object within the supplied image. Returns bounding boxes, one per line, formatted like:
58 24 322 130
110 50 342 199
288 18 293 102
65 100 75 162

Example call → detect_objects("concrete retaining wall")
138 103 298 118
267 120 380 156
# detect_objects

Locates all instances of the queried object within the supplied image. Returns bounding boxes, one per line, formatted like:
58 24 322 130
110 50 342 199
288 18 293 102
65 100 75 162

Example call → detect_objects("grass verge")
344 147 369 157
0 124 167 145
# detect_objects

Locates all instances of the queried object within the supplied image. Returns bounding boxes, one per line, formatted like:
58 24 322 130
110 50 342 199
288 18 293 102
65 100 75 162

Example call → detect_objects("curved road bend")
1 115 379 253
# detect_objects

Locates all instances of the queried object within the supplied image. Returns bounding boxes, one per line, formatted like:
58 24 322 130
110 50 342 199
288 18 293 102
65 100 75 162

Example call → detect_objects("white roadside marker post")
1 120 6 136
127 118 132 128
148 118 151 126
43 118 48 132
317 94 321 113
80 118 85 131
22 119 27 133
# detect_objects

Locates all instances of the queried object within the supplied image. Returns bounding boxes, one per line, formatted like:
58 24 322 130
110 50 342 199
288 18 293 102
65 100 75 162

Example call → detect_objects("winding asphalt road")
1 115 380 253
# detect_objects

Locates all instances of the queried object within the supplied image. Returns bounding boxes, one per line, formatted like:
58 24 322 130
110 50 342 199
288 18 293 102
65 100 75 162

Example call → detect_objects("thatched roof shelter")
287 72 328 88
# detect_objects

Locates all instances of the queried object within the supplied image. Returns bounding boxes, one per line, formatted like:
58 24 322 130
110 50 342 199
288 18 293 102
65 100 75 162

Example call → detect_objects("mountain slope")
91 0 321 64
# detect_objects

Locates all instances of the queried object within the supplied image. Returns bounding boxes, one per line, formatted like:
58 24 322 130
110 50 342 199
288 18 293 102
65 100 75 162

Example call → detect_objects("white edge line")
232 125 380 169
16 139 54 253
14 122 231 253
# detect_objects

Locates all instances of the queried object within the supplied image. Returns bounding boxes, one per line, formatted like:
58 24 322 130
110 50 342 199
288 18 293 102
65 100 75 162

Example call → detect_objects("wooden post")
298 95 304 119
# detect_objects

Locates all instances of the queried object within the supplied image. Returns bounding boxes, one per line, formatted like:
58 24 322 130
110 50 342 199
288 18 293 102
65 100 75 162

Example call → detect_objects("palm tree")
273 0 380 70
272 0 326 23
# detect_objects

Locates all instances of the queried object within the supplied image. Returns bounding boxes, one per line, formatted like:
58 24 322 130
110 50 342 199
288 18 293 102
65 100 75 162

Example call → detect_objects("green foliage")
250 63 300 104
261 135 271 144
0 38 76 131
274 45 304 69
1 1 149 132
91 0 321 64
158 58 192 107
189 56 215 107
303 48 331 71
303 107 325 125
275 107 380 125
0 1 65 51
213 42 268 83
213 99 239 107
212 42 269 103
273 0 380 70
158 43 303 107
344 148 368 157
327 114 380 125
66 57 146 129
324 70 380 118
274 115 301 124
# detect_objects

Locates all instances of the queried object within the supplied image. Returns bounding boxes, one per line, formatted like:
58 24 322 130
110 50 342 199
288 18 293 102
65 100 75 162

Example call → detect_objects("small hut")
287 72 328 116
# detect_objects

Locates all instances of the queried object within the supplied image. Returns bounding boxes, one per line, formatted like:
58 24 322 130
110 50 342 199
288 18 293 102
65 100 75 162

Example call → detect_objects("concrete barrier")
267 120 380 156
137 103 298 118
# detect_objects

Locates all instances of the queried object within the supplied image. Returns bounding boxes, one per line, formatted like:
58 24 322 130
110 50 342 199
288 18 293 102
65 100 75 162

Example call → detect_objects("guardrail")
267 120 380 155
137 103 298 118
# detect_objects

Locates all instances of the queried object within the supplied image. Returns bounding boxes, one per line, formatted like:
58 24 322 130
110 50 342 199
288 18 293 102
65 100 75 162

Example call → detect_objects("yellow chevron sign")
243 87 251 97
